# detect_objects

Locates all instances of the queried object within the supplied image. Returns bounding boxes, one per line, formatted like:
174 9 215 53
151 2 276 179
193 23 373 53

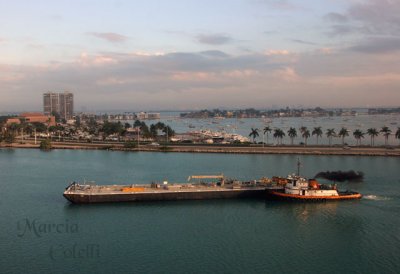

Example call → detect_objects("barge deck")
63 183 273 203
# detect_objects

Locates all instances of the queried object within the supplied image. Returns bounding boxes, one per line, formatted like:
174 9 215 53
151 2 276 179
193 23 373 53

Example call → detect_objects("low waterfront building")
20 112 56 126
6 113 56 126
136 112 160 120
5 118 21 125
147 113 160 119
136 112 147 120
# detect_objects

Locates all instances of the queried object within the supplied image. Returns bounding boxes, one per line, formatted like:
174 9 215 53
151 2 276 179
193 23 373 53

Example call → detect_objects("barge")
64 165 362 204
64 175 282 204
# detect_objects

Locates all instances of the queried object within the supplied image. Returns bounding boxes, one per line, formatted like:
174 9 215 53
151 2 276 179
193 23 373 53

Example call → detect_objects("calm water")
1 149 399 274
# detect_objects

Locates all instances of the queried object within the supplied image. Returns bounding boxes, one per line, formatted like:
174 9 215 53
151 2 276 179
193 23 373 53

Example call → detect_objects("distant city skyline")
1 0 400 111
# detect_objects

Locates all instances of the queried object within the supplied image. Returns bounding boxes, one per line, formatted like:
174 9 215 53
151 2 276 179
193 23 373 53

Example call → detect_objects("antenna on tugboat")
297 157 301 176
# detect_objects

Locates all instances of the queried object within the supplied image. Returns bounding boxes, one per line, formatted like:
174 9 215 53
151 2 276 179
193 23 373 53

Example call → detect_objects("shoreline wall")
1 142 400 157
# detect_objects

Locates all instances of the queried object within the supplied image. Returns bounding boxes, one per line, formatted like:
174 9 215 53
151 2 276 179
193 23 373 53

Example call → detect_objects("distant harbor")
1 107 399 149
180 107 358 119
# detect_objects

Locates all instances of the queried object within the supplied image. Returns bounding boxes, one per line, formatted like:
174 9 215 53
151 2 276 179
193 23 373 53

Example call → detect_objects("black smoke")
314 170 364 182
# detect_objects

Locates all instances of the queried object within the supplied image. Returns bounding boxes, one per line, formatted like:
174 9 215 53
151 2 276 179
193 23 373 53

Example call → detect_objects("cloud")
317 48 334 55
1 47 400 111
0 50 297 110
348 0 400 36
264 49 290 56
199 50 230 58
256 0 299 10
273 67 300 82
290 39 317 45
327 24 359 36
349 37 400 54
324 12 348 23
131 51 165 57
349 0 400 32
325 0 400 38
322 1 400 54
196 34 233 45
87 32 128 43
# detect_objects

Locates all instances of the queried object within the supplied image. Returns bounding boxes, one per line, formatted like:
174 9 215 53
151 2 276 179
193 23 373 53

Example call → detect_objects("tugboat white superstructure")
268 159 362 201
269 175 361 201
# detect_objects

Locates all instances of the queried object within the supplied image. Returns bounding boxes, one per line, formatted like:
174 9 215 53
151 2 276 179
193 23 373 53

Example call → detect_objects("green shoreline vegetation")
1 111 400 156
248 126 400 147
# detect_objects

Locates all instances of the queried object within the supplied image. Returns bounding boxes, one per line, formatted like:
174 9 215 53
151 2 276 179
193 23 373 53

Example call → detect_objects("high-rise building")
43 92 59 116
59 92 74 120
43 92 74 120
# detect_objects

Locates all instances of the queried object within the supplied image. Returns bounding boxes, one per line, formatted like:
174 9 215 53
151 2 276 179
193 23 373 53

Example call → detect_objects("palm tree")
249 128 259 143
273 128 285 145
302 129 311 146
25 123 34 136
353 129 365 146
338 127 349 145
162 125 174 141
312 127 323 145
48 125 58 140
299 126 307 135
287 127 297 145
18 121 29 143
263 126 272 146
367 128 379 146
326 129 335 146
380 126 391 146
7 122 20 143
395 127 400 145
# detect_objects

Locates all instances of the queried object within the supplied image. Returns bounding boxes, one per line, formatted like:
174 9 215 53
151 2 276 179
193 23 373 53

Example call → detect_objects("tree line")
0 117 175 143
249 126 400 146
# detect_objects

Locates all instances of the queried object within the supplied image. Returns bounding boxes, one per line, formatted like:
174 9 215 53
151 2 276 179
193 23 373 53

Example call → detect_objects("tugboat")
268 159 362 201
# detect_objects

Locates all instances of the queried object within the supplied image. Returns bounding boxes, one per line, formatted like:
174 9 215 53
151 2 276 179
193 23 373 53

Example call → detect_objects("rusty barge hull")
64 188 266 204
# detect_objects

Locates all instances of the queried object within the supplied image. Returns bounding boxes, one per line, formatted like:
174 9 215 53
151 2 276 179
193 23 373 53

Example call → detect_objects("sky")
1 0 399 111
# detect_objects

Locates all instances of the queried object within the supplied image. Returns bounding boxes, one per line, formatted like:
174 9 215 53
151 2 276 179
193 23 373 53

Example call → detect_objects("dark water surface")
1 149 399 273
